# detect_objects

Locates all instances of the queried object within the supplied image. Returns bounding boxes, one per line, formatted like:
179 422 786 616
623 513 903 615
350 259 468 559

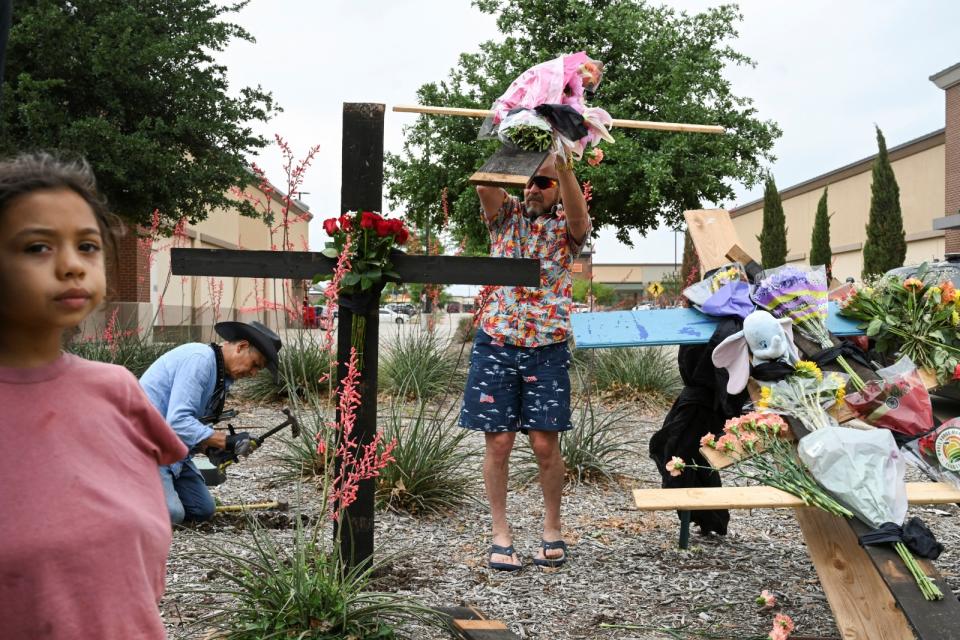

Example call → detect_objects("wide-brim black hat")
214 321 282 378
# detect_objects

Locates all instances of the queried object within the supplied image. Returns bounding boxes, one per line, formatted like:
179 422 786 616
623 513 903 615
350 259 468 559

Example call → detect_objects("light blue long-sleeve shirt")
140 343 232 476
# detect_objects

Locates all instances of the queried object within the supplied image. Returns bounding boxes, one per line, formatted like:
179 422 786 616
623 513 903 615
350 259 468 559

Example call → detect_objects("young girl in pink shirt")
0 152 186 639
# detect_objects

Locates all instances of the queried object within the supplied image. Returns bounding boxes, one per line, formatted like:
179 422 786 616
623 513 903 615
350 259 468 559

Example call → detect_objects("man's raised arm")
477 185 508 225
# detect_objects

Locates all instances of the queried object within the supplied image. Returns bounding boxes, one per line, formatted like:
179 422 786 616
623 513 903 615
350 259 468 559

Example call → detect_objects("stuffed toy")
711 310 798 394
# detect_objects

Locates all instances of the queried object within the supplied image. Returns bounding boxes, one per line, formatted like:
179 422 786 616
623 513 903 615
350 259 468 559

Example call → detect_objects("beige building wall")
730 131 946 281
150 181 312 341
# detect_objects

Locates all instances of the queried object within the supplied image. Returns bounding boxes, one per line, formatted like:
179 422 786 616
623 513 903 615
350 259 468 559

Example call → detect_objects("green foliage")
271 412 328 486
810 187 832 278
66 332 176 378
379 327 459 399
455 316 477 343
581 346 681 400
758 175 788 268
862 126 907 279
242 335 335 402
179 513 443 639
517 400 639 484
376 398 479 514
572 278 616 305
385 0 780 252
1 0 277 228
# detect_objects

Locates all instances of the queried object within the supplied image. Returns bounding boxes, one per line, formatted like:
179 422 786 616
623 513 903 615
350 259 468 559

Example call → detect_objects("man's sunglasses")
526 175 559 190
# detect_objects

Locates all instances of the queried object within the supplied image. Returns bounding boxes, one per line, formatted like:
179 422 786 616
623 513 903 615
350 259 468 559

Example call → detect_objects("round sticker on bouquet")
935 428 960 471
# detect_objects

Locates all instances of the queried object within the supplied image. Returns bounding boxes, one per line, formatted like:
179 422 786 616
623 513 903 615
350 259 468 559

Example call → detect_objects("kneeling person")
140 321 282 524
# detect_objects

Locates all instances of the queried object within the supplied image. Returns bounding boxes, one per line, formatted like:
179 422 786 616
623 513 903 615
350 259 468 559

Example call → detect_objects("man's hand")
201 431 227 451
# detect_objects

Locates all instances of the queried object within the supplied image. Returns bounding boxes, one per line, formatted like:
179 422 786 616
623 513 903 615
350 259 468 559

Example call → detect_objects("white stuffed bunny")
711 310 799 394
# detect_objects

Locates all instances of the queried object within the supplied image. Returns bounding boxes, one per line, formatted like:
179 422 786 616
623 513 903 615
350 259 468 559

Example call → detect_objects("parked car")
632 303 653 311
884 255 960 288
378 307 406 324
386 302 416 317
446 302 462 313
570 303 590 313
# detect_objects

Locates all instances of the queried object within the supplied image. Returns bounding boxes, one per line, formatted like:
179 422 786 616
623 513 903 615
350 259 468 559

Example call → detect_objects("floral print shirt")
480 195 590 348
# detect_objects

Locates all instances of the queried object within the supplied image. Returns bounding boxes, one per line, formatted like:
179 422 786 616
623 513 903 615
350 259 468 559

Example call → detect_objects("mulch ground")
161 396 960 640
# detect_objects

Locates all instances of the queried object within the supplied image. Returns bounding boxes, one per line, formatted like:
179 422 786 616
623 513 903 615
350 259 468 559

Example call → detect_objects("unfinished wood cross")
172 103 540 570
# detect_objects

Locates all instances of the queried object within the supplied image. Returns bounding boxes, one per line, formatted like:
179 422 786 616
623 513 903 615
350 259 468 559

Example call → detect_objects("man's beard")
524 195 554 217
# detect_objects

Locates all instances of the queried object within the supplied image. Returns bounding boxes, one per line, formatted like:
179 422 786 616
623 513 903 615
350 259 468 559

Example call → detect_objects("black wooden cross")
172 103 539 569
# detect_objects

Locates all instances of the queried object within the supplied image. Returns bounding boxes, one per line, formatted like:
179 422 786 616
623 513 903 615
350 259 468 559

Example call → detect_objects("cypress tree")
757 176 788 268
809 187 832 280
680 230 699 285
862 126 907 279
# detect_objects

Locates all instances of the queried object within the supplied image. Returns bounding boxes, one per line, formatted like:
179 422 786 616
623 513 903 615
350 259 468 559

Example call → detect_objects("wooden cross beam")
172 103 540 571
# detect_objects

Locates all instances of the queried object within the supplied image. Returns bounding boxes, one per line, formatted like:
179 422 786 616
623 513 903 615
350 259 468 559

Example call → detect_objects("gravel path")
161 397 960 640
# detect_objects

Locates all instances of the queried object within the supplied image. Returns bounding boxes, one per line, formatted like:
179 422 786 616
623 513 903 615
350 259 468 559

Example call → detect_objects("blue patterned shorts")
460 330 573 433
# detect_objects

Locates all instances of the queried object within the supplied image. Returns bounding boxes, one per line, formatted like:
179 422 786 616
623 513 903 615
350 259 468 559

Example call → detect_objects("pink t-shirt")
0 353 187 639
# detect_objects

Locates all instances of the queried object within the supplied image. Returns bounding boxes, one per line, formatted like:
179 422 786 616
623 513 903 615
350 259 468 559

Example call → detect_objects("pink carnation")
716 433 740 453
756 589 777 609
665 456 685 477
700 433 716 448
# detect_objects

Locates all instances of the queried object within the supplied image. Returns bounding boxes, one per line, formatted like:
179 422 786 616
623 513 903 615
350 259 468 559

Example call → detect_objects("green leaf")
361 276 373 290
866 318 883 337
385 270 402 280
321 247 339 258
342 272 361 286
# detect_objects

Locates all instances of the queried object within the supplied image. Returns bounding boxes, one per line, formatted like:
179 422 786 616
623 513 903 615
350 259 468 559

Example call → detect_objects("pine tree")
809 187 832 280
757 176 788 268
861 126 907 279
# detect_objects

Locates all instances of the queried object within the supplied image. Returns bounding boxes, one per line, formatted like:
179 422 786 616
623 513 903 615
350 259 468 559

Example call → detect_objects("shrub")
243 334 335 402
454 316 477 343
271 409 329 486
582 346 681 402
66 332 176 378
179 513 444 639
376 396 479 515
379 326 459 399
515 401 639 484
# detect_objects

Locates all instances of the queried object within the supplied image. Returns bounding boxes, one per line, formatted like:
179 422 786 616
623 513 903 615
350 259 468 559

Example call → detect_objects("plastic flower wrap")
844 356 933 439
482 52 613 162
692 412 853 517
755 264 865 389
753 363 847 433
753 265 831 345
799 426 943 600
683 262 744 307
838 267 960 384
904 416 960 491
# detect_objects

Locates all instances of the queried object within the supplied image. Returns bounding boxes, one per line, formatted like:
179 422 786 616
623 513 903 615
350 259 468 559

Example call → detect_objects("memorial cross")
172 103 540 569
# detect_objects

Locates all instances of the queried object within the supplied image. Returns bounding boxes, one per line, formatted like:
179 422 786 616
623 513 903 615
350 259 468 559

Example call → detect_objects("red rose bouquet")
317 210 410 368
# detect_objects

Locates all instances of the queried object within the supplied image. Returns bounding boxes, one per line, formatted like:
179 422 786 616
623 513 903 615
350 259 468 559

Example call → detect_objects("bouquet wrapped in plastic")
753 362 847 433
844 356 933 439
799 426 943 600
904 417 960 491
482 52 613 162
754 264 864 388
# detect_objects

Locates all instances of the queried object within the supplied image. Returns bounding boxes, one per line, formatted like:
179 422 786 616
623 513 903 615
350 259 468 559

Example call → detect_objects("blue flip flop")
533 539 568 568
488 543 522 571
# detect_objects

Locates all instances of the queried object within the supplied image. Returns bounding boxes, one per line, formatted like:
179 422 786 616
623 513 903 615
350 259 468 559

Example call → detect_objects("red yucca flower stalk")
323 347 397 520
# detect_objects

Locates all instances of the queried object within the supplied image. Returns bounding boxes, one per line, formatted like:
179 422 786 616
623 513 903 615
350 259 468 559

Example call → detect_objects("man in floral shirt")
460 154 591 571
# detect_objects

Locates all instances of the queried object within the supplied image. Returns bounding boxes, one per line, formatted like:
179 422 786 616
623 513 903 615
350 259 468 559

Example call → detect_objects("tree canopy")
0 0 277 228
758 175 787 268
386 0 781 253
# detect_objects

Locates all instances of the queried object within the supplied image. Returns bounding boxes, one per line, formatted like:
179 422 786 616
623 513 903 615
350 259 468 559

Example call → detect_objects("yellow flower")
952 310 959 327
794 360 823 382
758 386 772 409
835 385 846 404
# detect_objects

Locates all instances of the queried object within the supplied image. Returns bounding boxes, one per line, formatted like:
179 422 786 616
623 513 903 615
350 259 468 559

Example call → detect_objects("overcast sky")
219 0 960 275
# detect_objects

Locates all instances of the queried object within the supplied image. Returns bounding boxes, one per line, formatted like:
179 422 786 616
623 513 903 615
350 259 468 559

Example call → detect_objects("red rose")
360 211 381 229
395 226 409 245
322 217 339 235
388 218 404 234
374 218 393 237
954 363 960 381
339 213 353 231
